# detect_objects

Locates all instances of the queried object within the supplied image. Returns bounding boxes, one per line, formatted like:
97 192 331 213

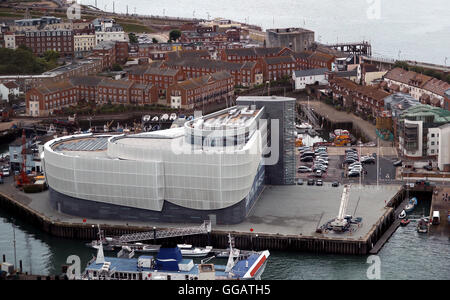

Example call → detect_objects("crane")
330 184 351 232
16 129 31 187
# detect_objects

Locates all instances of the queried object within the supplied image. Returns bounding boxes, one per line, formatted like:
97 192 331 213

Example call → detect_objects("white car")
298 166 312 173
169 113 177 121
2 168 10 177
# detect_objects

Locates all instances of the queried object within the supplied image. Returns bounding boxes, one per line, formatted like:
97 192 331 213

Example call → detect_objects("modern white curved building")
43 97 295 224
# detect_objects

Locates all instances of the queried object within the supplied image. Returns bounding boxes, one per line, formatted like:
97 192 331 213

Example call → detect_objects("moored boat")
399 210 406 219
400 218 410 226
404 197 418 213
417 218 428 233
80 234 270 280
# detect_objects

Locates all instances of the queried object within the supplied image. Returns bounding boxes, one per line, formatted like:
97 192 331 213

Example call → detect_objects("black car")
393 160 403 167
332 181 339 187
307 179 315 185
300 156 314 162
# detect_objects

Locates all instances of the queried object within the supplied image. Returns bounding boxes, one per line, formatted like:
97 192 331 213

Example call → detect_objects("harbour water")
80 0 450 65
0 196 449 280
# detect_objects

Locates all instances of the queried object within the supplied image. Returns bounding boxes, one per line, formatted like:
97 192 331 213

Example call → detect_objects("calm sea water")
0 195 449 279
79 0 450 65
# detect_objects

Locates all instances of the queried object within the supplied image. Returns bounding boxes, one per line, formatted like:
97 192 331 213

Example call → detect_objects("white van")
432 211 440 225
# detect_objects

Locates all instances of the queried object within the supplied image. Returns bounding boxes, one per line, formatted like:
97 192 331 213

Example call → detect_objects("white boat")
404 197 418 213
161 114 169 121
296 122 312 130
80 234 270 280
134 244 213 258
142 115 151 123
399 210 406 219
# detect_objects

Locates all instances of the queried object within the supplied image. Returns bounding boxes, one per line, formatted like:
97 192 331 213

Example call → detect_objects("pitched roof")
99 78 134 89
36 80 74 94
2 81 19 89
422 78 450 97
171 71 231 90
165 57 244 72
294 68 328 77
263 55 295 65
70 76 103 87
167 50 210 60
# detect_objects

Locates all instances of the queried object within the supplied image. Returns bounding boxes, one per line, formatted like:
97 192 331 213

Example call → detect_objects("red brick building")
167 71 234 110
293 50 336 70
23 30 74 56
219 47 283 63
164 57 263 87
259 55 296 81
329 77 391 117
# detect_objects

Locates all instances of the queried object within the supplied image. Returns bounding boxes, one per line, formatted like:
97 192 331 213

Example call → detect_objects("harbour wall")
0 185 424 255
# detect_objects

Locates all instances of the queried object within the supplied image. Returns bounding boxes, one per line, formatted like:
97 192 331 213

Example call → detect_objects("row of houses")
25 69 234 116
383 67 450 109
2 17 128 56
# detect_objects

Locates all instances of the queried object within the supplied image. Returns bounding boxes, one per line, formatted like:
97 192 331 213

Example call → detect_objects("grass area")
118 22 155 33
0 11 26 18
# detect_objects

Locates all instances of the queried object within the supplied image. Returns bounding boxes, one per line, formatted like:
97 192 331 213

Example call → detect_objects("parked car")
348 171 361 177
307 178 315 185
2 168 10 177
361 156 375 164
298 166 312 173
297 179 304 185
315 170 323 177
316 179 323 186
393 160 403 167
344 158 357 164
424 165 433 171
332 181 339 187
300 156 314 162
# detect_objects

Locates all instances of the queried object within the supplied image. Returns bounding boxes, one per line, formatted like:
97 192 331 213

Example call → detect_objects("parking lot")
296 146 398 186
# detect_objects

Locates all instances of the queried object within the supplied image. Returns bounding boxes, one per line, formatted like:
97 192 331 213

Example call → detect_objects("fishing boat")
417 218 428 233
404 197 418 213
400 218 410 226
80 234 270 280
399 210 407 219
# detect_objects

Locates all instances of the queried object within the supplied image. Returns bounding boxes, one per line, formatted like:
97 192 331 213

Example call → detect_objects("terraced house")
164 57 263 87
260 55 297 81
127 66 185 103
166 71 234 110
329 77 391 117
26 77 157 116
384 68 450 108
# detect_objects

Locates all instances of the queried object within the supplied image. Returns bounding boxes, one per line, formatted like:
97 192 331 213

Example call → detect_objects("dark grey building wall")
267 29 315 52
50 188 247 225
237 96 296 185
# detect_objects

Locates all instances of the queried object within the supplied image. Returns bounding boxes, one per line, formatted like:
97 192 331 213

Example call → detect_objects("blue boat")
81 234 270 280
404 197 418 213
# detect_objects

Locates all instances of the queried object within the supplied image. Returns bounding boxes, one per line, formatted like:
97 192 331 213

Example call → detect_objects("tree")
112 63 123 71
169 29 181 42
43 50 60 62
128 33 138 44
